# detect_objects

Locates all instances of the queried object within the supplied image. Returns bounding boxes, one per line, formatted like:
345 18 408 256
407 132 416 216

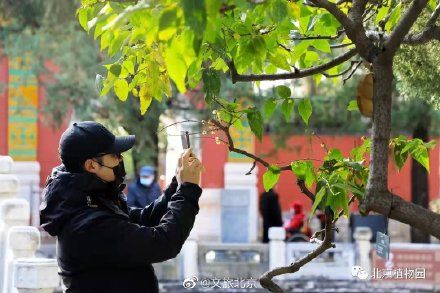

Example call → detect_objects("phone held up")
181 131 190 150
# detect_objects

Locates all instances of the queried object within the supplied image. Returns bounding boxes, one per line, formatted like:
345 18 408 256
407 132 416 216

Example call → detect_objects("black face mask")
93 159 126 186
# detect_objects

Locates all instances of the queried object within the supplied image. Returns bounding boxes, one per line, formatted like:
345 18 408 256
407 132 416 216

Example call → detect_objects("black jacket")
40 164 202 293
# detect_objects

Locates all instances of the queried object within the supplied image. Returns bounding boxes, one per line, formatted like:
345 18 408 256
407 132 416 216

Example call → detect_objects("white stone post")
4 226 41 293
353 226 372 278
268 227 286 279
182 230 199 279
0 199 31 291
0 156 20 203
224 163 259 242
14 258 59 293
11 162 41 227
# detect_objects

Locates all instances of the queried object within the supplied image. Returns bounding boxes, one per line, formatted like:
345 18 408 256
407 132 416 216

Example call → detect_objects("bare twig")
343 60 363 84
245 161 257 175
330 42 354 49
157 120 201 132
209 119 320 171
322 60 361 78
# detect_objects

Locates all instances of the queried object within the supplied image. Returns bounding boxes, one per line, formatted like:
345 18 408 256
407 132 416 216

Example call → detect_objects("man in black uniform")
40 121 203 293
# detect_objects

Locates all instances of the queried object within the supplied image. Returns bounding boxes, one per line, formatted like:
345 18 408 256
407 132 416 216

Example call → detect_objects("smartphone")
181 131 190 149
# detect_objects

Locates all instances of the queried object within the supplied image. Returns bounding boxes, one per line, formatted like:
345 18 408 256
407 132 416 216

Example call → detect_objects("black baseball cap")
59 121 135 161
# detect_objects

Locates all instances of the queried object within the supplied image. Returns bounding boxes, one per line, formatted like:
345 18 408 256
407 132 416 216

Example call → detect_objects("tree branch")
385 0 430 54
297 179 315 201
290 30 345 40
229 49 358 83
322 60 362 78
426 2 440 27
360 190 440 239
259 207 335 292
308 0 375 61
209 119 320 171
367 25 440 45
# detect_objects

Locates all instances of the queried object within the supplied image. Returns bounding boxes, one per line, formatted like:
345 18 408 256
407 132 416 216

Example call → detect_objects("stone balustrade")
0 156 59 292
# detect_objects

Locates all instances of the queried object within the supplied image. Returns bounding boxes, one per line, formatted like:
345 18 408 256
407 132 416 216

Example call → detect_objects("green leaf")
159 6 177 31
202 69 221 104
385 3 402 31
109 64 122 77
412 146 430 172
347 100 359 111
122 59 135 75
311 39 331 53
298 98 312 125
276 85 291 99
375 0 391 24
164 46 188 93
350 138 371 161
281 99 294 121
264 98 277 119
326 148 343 161
310 187 326 219
114 79 129 101
139 85 153 115
291 160 315 187
263 166 281 191
78 8 90 32
247 109 264 141
393 142 409 171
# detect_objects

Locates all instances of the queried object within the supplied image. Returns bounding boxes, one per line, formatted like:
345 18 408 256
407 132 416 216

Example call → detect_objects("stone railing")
267 227 369 280
0 156 59 292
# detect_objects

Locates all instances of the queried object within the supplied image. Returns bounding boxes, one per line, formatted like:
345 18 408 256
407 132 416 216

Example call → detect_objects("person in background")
284 201 307 241
127 165 162 208
259 188 283 243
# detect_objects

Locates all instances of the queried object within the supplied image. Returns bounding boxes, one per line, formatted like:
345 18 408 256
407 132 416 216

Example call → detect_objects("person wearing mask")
259 188 283 243
127 165 162 208
39 121 203 292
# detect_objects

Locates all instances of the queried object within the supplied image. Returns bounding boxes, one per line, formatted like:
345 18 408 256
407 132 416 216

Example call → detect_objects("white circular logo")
182 276 198 289
351 265 369 280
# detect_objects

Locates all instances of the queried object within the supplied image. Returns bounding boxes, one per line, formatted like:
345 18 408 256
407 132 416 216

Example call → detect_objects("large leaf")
276 85 291 99
202 69 221 104
298 98 312 125
310 187 326 219
114 79 129 101
281 99 294 121
263 165 281 191
264 98 277 120
247 109 264 141
164 46 188 93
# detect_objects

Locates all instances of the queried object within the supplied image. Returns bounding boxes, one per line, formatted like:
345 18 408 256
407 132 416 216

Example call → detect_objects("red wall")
37 60 68 186
0 56 68 186
202 134 440 213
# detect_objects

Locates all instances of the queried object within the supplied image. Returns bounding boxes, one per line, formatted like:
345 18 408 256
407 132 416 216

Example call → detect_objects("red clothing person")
284 201 305 239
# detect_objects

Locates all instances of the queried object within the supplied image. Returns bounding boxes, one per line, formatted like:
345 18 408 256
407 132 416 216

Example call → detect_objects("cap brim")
109 135 136 153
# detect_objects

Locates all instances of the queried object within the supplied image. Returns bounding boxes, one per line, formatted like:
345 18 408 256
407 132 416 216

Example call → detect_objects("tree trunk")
365 56 393 197
410 102 431 243
122 98 164 177
359 55 440 240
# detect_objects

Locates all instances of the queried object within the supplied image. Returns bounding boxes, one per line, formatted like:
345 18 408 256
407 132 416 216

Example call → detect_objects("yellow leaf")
139 85 153 115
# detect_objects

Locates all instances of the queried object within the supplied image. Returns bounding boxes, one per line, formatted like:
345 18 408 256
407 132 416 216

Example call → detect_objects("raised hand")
176 148 203 186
